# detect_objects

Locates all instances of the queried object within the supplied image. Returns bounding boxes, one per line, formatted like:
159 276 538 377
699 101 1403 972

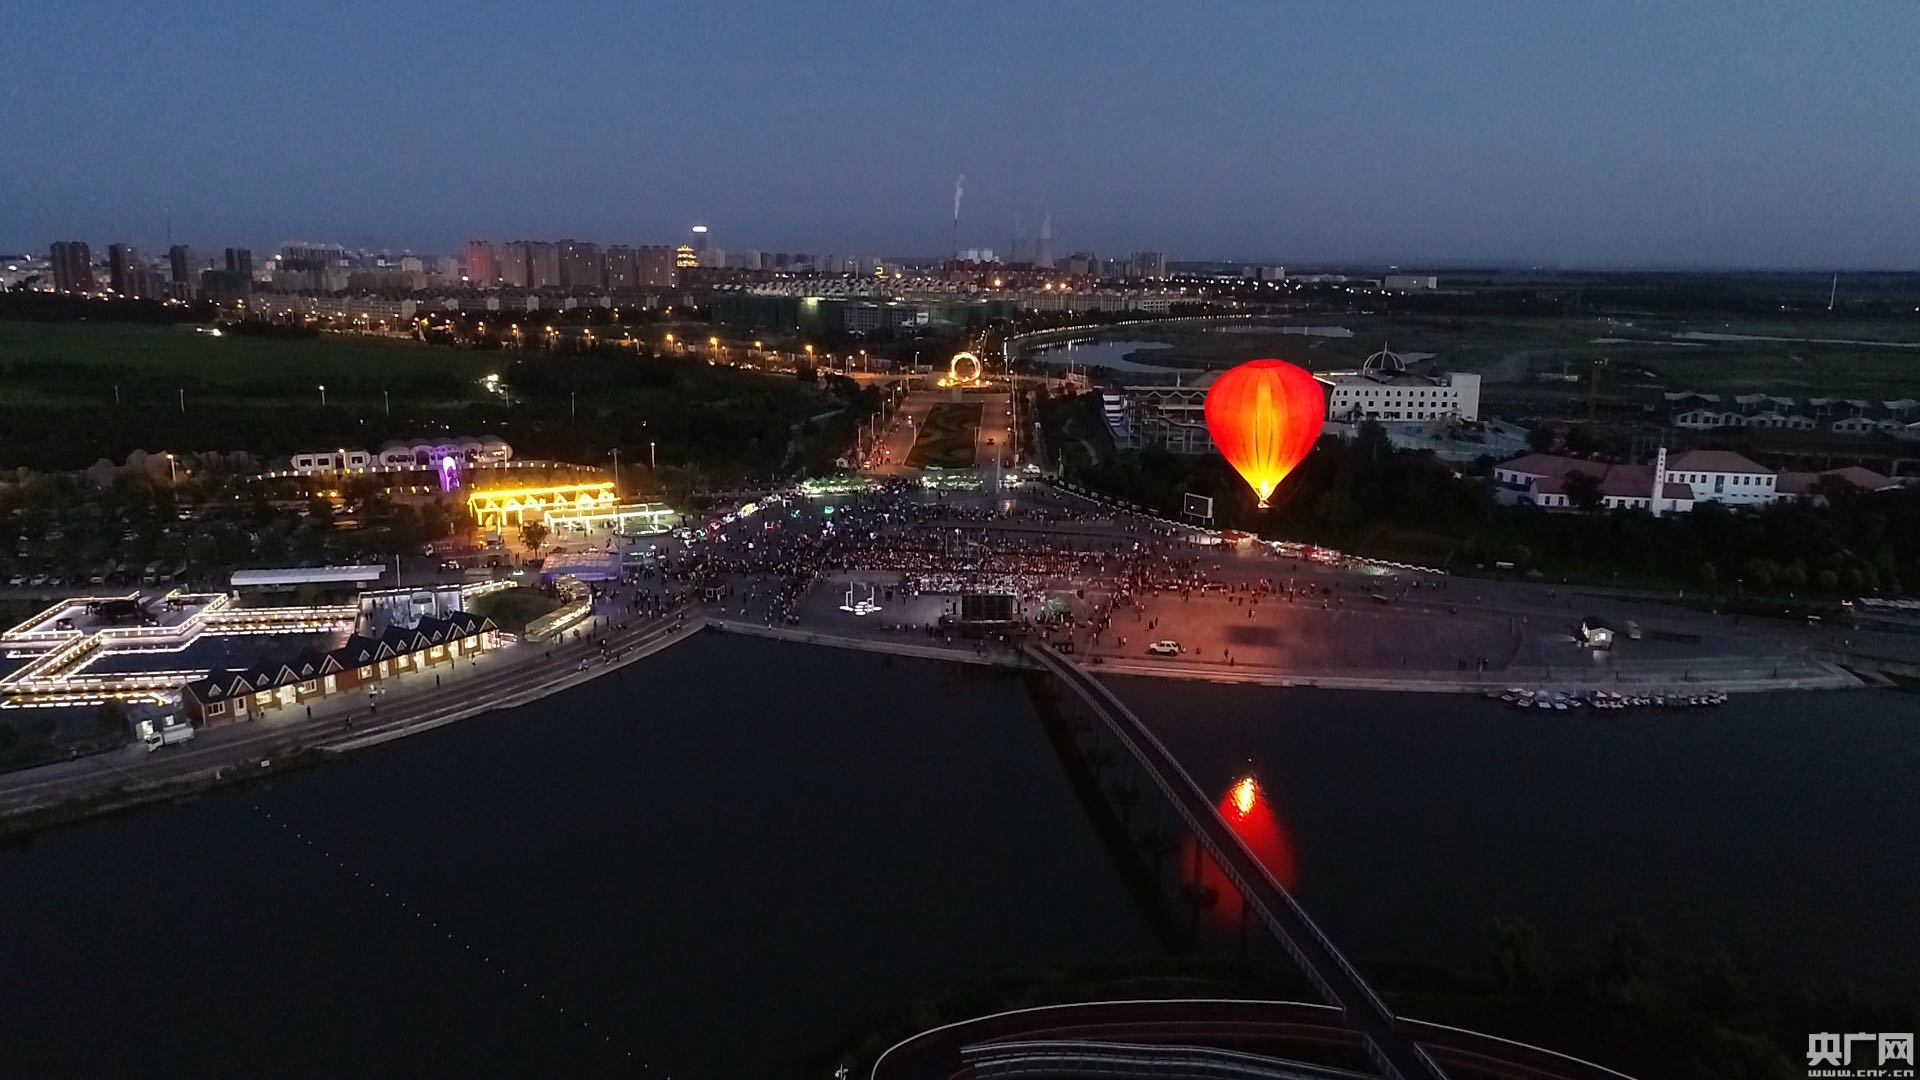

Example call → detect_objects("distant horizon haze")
2 2 1916 270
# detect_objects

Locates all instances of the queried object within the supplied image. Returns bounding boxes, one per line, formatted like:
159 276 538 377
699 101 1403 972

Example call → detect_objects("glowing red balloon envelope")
1204 360 1325 508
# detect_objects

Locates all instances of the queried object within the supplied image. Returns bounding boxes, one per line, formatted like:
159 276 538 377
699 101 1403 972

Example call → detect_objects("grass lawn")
0 320 497 408
908 401 981 468
1045 314 1920 398
466 586 561 634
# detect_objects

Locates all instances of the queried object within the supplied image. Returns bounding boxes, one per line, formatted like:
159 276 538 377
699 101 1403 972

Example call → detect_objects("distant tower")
1010 213 1025 265
1035 211 1053 269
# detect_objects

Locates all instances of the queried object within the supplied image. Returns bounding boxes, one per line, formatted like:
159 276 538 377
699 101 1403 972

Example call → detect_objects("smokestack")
951 175 965 261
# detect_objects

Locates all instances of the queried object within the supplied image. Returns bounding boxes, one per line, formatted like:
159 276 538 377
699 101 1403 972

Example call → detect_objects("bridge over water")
1024 642 1450 1080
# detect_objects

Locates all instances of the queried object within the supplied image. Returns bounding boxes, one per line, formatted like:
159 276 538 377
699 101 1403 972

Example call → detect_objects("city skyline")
3 2 1918 269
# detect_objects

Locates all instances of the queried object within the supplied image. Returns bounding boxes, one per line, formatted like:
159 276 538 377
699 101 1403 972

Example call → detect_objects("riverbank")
705 616 1865 695
326 616 704 752
704 617 1027 669
0 609 1870 840
0 611 703 838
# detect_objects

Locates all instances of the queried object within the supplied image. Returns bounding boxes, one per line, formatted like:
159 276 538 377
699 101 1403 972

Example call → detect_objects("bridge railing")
1027 644 1395 1022
1024 642 1443 1080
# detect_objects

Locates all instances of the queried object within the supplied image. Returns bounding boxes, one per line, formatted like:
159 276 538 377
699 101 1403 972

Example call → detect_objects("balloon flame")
1231 775 1258 816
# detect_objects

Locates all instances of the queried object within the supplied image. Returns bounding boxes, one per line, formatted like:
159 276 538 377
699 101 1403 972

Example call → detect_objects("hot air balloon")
1204 359 1325 508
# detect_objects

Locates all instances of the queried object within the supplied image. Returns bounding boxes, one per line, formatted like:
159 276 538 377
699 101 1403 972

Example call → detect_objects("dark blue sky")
3 1 1915 267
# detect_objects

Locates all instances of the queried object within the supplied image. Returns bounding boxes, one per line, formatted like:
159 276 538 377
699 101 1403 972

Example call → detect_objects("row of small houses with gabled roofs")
1667 392 1920 439
180 612 498 726
1494 449 1902 513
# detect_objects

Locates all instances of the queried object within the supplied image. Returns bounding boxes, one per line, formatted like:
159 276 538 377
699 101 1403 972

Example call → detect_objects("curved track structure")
873 999 1641 1080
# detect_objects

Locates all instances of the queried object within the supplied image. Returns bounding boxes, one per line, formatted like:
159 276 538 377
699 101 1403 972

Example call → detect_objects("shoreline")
0 614 706 839
0 614 1873 840
706 617 1866 694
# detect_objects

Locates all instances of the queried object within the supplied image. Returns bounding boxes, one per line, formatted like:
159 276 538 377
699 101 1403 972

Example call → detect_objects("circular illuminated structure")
938 351 984 388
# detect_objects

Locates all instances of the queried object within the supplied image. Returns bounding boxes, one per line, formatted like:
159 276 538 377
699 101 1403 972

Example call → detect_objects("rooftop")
230 566 387 588
1666 449 1770 475
1776 466 1898 495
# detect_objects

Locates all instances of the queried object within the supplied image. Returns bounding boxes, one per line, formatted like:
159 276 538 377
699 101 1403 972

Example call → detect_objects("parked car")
1147 640 1183 656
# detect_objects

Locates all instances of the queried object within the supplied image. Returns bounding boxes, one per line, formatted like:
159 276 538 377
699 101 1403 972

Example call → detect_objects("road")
864 386 1013 478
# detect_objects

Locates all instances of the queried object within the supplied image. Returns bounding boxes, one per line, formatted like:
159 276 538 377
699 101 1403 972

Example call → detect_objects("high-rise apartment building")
1128 251 1167 279
559 240 604 291
635 245 677 288
498 242 530 288
464 240 498 286
603 246 636 290
167 245 199 299
224 247 254 277
109 244 157 299
49 241 93 293
525 242 559 289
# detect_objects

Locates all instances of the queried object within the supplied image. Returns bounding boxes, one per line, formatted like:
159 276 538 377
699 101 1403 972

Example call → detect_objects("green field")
467 587 562 634
0 320 849 476
908 401 982 468
0 321 496 407
1036 314 1920 398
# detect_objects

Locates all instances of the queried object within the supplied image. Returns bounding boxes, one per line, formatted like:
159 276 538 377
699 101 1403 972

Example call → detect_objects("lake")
4 638 1912 1079
1118 680 1920 997
0 635 1158 1079
1025 338 1183 373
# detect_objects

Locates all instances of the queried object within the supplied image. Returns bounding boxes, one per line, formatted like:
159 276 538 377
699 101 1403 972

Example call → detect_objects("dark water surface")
0 635 1158 1078
1117 680 1920 998
7 638 1912 1079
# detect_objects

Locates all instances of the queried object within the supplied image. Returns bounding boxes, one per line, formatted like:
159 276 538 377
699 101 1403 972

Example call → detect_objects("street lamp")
164 452 176 485
318 384 327 407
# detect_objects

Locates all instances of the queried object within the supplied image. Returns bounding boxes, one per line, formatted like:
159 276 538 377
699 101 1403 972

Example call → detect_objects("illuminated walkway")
0 593 359 708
